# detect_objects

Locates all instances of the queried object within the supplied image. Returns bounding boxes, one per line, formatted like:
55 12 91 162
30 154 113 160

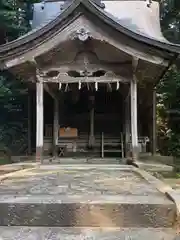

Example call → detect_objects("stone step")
0 165 177 228
0 195 176 227
0 227 177 239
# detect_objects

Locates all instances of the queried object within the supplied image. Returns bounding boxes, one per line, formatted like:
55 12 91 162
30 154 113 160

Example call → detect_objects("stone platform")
0 165 176 228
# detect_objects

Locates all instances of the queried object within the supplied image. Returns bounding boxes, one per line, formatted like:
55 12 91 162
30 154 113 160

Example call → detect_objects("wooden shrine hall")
0 0 180 163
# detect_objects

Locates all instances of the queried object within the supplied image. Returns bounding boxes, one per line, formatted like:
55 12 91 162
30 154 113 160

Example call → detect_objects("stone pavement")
0 164 178 238
0 165 169 196
0 227 177 240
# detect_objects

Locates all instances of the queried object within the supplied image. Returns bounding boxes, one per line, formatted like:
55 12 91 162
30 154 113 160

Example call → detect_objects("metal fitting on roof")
147 0 152 8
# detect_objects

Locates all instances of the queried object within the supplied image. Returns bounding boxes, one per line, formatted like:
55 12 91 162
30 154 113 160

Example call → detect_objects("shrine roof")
31 0 167 43
0 0 180 57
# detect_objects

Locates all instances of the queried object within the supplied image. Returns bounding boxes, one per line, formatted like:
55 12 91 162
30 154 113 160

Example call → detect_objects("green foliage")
0 0 37 155
156 0 180 159
0 0 39 43
157 65 180 157
161 0 180 43
0 0 24 42
0 70 29 155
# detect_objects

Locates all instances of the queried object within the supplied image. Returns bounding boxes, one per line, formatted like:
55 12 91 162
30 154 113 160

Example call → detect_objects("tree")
0 0 38 156
0 0 25 43
157 0 180 158
161 0 180 43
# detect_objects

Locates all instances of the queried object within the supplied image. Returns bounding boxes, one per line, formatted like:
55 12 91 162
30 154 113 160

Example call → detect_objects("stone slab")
0 166 165 196
0 201 176 227
0 165 176 227
0 227 178 240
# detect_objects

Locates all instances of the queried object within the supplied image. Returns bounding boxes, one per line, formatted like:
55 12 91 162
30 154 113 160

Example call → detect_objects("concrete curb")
135 168 180 222
134 168 180 234
137 161 173 172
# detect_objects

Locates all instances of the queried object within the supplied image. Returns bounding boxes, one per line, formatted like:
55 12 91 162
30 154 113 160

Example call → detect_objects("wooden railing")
101 132 124 158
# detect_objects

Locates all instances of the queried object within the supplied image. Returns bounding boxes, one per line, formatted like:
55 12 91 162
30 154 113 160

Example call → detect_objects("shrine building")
0 0 180 163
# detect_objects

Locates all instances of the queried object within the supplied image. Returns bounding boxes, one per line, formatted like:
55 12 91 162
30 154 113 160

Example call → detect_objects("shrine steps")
0 164 178 238
0 195 176 228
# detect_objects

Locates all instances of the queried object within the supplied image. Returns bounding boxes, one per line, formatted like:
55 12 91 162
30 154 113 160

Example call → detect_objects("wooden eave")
0 0 179 63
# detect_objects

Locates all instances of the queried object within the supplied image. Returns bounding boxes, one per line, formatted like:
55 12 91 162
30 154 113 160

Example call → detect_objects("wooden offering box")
59 127 78 138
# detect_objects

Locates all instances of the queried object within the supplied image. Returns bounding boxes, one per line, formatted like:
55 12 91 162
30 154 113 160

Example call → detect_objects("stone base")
36 146 43 162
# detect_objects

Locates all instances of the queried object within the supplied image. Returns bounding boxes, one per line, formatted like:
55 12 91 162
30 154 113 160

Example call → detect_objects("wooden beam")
41 62 132 74
36 79 44 163
42 76 130 84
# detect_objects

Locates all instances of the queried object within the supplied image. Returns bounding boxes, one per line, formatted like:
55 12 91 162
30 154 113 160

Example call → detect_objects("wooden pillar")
53 98 59 157
36 80 44 162
125 93 131 158
130 75 138 161
89 95 95 147
28 90 32 155
152 88 157 155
